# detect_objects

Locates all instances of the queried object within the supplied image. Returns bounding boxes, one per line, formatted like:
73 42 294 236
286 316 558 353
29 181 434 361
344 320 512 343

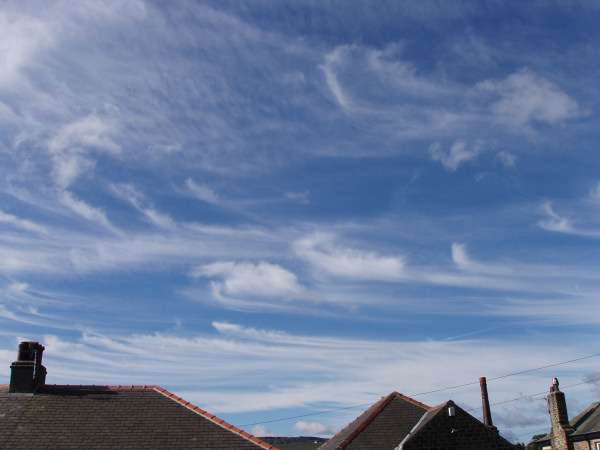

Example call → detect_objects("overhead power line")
239 402 374 427
466 376 600 413
237 351 600 428
487 353 600 381
407 352 600 398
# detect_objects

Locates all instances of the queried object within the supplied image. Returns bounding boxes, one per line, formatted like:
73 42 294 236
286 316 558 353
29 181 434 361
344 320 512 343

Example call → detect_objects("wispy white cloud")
186 179 219 204
47 115 120 189
212 322 363 348
48 115 120 155
318 44 468 145
60 191 115 232
0 11 53 87
110 183 175 230
6 282 29 295
476 69 580 132
295 233 405 281
0 210 47 234
450 242 523 278
538 202 573 233
0 208 595 315
188 282 296 312
284 191 310 205
496 151 517 168
213 322 292 343
451 242 471 269
538 202 600 237
489 293 600 326
448 241 600 295
193 261 303 299
321 44 454 115
321 47 353 110
430 140 482 171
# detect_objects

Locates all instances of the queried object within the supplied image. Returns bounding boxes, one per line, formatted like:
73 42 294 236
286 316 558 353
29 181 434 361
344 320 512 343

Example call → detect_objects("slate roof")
0 384 277 449
570 402 600 438
317 392 430 450
317 393 517 450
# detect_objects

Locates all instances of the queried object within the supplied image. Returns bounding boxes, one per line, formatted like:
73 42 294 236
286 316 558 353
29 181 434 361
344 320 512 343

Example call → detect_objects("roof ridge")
429 400 451 411
319 392 431 450
152 386 277 450
392 392 431 410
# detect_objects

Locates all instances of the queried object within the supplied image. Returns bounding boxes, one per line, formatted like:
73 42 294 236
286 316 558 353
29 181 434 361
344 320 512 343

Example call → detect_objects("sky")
0 0 599 444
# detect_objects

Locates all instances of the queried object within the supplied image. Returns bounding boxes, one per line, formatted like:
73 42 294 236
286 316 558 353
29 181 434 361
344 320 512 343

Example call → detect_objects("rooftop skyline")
1 0 599 443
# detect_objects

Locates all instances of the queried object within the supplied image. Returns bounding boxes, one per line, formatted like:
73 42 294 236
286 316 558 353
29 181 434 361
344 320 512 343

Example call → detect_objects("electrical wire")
466 376 600 412
237 351 600 427
238 402 375 427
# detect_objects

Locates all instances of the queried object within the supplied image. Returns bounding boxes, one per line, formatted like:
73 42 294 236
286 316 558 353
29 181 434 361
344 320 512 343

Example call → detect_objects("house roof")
400 400 517 449
318 393 516 450
0 384 277 449
317 392 430 450
570 402 600 437
534 402 600 445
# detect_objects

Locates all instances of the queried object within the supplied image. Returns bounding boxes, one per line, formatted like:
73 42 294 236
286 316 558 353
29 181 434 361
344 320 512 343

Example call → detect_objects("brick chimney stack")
548 378 574 450
9 341 47 393
479 377 498 432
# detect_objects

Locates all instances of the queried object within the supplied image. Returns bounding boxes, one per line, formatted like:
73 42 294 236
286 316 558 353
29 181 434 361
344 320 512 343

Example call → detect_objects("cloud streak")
476 69 580 132
193 261 304 299
295 233 405 281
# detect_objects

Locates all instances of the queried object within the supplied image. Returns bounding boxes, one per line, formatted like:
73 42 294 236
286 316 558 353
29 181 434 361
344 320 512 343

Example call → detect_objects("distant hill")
260 436 327 450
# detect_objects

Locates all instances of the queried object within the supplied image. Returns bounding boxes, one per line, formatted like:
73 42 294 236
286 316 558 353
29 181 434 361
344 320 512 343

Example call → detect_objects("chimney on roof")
479 377 498 432
9 341 47 393
547 378 574 450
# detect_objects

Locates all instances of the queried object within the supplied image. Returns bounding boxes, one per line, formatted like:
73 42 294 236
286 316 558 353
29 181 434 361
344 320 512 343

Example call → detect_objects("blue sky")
1 0 599 443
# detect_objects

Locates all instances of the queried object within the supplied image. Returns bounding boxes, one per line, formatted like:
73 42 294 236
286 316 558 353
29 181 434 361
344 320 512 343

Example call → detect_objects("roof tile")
0 385 276 449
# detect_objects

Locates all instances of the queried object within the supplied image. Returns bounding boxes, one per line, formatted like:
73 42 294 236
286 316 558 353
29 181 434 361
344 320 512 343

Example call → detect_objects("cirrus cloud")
429 140 482 171
294 233 405 282
193 261 303 298
476 69 580 131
